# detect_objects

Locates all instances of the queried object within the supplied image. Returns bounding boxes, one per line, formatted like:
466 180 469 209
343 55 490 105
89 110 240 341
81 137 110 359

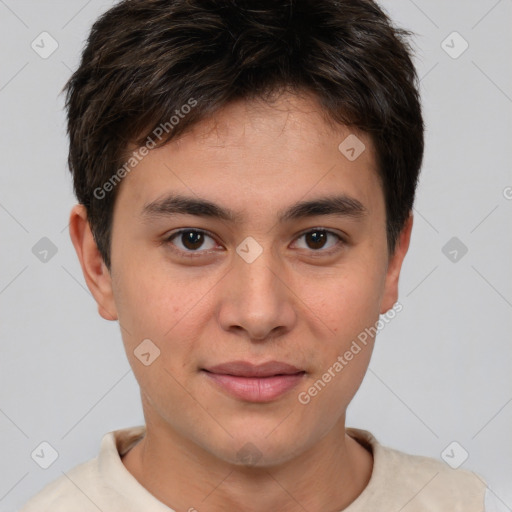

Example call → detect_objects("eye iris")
182 231 204 250
306 230 327 250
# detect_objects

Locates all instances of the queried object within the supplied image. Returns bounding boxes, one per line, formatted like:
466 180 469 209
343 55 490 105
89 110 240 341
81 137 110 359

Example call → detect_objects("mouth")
201 360 306 402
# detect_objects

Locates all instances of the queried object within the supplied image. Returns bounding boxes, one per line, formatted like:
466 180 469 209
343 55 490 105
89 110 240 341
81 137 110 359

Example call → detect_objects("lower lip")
203 371 305 402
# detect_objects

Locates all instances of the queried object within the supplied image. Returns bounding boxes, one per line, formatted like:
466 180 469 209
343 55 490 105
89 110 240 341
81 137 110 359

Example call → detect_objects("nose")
216 245 297 342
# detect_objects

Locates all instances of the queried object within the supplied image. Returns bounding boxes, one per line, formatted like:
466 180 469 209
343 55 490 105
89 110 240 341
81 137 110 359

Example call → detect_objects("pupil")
183 231 203 250
307 230 326 249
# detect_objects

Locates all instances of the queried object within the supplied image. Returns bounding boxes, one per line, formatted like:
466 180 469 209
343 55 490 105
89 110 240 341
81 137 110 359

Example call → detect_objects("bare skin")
69 91 412 511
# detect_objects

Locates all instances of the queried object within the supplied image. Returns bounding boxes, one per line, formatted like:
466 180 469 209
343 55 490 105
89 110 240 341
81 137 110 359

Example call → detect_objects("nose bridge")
217 237 296 340
235 239 282 309
240 254 277 297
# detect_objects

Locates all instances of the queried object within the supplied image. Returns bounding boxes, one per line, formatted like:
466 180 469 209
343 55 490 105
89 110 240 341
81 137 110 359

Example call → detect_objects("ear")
380 212 413 314
68 204 118 321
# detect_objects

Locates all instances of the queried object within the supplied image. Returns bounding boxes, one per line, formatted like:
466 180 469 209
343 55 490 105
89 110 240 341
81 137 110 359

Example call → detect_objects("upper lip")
203 360 304 378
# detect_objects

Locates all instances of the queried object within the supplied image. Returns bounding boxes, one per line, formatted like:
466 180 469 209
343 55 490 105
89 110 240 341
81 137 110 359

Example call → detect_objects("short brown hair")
64 0 424 270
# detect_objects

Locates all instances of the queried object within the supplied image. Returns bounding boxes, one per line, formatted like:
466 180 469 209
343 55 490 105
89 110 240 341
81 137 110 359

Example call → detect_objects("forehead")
115 92 383 221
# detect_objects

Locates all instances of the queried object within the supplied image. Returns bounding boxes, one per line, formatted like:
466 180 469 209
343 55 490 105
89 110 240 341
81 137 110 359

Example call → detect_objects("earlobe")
68 204 118 321
379 212 414 315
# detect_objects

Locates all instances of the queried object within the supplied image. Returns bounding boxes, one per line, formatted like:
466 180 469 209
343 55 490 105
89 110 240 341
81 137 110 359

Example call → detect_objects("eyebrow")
141 193 368 224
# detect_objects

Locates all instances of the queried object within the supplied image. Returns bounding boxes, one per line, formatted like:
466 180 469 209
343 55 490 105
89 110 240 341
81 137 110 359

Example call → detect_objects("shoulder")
347 428 487 511
383 444 486 505
19 458 103 512
19 426 147 512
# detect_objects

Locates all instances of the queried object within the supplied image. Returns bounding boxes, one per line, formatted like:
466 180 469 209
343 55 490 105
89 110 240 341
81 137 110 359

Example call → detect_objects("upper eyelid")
167 228 219 245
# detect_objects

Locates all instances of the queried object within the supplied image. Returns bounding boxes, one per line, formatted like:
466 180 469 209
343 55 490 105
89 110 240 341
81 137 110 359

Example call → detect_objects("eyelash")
163 228 346 259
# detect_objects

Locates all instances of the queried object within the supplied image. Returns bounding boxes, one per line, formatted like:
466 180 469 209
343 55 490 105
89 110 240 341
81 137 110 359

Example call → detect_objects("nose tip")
246 326 283 343
217 251 298 342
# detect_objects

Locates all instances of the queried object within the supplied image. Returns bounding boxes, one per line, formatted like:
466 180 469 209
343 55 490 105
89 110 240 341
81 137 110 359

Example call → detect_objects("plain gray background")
1 0 511 510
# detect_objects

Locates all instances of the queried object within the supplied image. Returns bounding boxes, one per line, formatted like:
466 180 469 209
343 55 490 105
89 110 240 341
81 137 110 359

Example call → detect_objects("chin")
210 433 308 469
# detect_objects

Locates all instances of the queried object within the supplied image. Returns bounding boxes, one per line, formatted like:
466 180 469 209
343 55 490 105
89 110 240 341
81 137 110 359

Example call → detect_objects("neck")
122 415 373 512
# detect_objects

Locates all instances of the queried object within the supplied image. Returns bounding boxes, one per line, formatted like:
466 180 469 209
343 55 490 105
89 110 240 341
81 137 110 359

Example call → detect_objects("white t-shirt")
20 425 492 511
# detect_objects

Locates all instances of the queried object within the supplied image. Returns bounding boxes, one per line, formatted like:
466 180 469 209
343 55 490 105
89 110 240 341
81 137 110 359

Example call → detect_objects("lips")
202 360 306 402
204 360 304 378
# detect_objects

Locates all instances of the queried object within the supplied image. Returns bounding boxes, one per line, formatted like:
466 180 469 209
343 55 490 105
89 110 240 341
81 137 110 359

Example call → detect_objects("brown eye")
181 230 205 250
166 229 217 253
294 229 343 253
305 230 328 249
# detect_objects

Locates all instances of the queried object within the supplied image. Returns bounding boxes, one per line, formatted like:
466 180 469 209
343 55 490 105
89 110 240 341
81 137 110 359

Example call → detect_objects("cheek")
304 263 386 340
113 254 197 335
113 275 169 340
112 261 217 381
307 260 386 407
300 276 381 411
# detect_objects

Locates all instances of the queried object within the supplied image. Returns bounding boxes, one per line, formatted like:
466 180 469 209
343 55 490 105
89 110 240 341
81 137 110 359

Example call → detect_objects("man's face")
101 92 407 465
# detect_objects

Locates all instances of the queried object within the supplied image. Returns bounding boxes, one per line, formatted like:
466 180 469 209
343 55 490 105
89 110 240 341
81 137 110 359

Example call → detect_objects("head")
67 0 423 466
